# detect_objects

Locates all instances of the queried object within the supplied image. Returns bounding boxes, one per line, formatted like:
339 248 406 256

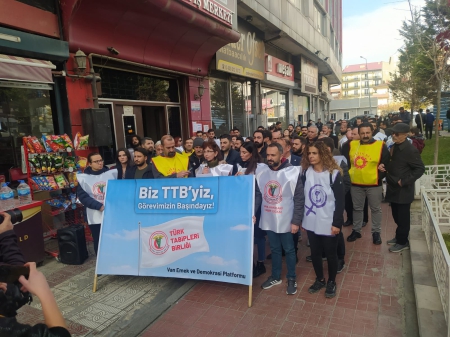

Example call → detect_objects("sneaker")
337 259 345 273
286 278 297 295
389 243 410 253
261 276 282 289
372 232 382 245
347 230 362 242
325 280 337 298
343 220 352 227
387 237 397 245
253 261 266 278
308 278 326 294
362 222 367 227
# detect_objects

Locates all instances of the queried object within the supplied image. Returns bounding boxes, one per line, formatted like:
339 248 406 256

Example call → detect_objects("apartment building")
330 59 396 111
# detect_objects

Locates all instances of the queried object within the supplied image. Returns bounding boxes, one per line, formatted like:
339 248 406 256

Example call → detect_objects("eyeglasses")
92 160 104 164
203 150 215 154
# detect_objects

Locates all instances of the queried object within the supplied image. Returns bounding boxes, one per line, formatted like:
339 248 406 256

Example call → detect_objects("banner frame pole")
93 274 98 292
248 285 252 307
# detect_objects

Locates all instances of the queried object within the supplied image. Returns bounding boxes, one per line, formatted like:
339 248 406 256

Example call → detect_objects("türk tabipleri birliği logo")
264 180 282 204
149 231 169 255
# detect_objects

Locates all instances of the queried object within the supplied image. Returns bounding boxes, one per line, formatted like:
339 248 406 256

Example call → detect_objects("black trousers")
89 224 101 255
425 125 433 139
307 230 338 282
345 192 368 223
391 203 411 245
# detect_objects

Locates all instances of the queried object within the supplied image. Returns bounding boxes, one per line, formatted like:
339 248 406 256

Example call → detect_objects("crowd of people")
78 109 426 298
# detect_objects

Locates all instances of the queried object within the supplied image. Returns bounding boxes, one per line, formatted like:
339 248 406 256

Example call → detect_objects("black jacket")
258 143 268 160
0 318 71 337
289 154 301 166
189 155 204 177
343 139 390 187
124 165 154 179
0 230 25 266
385 140 425 204
254 160 305 227
77 166 109 211
115 161 134 180
222 148 241 175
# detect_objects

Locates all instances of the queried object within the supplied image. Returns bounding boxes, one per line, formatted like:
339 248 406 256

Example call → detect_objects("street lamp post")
360 56 372 114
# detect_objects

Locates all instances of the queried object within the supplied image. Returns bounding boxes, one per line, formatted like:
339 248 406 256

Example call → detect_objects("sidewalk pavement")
15 202 415 337
141 203 413 337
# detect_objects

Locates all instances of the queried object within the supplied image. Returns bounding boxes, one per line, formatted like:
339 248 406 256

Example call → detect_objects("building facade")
329 97 378 121
330 59 397 112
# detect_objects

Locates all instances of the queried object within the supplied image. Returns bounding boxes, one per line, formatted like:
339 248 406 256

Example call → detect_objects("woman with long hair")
301 141 345 298
116 148 133 179
196 140 233 176
236 142 268 278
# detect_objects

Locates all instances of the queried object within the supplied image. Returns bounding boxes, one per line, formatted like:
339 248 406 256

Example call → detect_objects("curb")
409 224 447 337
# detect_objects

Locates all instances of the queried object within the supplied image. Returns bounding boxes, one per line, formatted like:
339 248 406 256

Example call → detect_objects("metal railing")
415 165 450 199
422 188 450 334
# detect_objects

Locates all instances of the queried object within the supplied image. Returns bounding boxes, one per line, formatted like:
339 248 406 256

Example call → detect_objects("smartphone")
0 265 29 283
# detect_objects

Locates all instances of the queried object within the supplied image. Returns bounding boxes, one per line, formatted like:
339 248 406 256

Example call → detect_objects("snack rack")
22 136 91 258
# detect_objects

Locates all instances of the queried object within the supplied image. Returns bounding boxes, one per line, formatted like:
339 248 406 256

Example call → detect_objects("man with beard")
220 134 240 174
189 137 204 177
233 127 241 137
287 124 295 136
271 129 283 144
295 125 301 136
142 137 156 164
234 136 244 151
344 123 390 245
125 147 154 179
301 126 308 137
291 135 306 160
128 134 142 160
275 121 282 130
339 121 348 137
253 130 269 159
321 124 339 149
369 118 386 141
307 126 319 143
180 138 194 157
207 129 216 140
255 143 304 295
281 138 301 166
152 135 192 178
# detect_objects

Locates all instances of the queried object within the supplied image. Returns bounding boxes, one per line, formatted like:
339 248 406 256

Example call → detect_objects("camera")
0 209 23 225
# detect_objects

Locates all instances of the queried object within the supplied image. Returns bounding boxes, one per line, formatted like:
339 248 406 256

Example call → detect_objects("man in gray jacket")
255 143 305 295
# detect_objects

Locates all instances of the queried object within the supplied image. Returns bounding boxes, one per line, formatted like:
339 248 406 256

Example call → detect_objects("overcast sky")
343 0 425 67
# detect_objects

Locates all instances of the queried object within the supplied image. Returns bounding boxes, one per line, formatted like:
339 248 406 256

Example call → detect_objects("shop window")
262 88 288 130
344 112 349 120
331 113 336 120
0 87 54 178
210 79 231 135
231 82 245 136
96 67 180 103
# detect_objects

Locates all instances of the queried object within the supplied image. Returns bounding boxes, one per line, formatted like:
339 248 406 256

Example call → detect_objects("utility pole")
360 56 372 114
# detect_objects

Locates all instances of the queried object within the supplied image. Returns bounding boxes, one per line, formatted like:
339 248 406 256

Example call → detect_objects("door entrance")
111 103 183 152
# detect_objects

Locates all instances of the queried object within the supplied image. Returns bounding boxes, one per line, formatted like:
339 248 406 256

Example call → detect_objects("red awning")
0 54 55 83
60 0 240 76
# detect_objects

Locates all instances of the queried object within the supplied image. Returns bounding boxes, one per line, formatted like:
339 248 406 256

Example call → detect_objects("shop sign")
301 57 318 95
264 54 295 87
216 20 265 80
180 0 236 27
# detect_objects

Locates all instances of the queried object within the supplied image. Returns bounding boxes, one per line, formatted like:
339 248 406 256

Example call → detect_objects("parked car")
347 114 376 126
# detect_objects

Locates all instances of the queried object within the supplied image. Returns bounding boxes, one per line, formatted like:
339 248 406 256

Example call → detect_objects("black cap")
392 123 410 133
193 138 204 147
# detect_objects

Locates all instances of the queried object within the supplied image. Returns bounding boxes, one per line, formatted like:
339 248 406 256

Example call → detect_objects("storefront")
60 0 240 160
211 19 265 135
299 56 319 123
0 26 69 181
261 55 296 130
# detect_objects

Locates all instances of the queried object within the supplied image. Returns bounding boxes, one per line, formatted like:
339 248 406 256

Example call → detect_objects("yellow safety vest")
349 140 383 186
152 153 189 177
180 150 194 158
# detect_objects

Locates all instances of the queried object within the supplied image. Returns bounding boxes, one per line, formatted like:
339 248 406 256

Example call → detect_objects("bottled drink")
0 183 14 211
17 180 32 205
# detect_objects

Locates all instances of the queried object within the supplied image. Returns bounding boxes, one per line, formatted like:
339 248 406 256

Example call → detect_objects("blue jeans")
266 230 296 280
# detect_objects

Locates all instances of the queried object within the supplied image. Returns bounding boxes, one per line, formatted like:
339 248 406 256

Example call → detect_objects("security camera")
107 47 120 55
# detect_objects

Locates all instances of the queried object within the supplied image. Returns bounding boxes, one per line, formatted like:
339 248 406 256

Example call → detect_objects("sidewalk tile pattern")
142 203 406 337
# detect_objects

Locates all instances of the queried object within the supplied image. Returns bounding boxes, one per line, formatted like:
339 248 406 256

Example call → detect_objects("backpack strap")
329 172 334 188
